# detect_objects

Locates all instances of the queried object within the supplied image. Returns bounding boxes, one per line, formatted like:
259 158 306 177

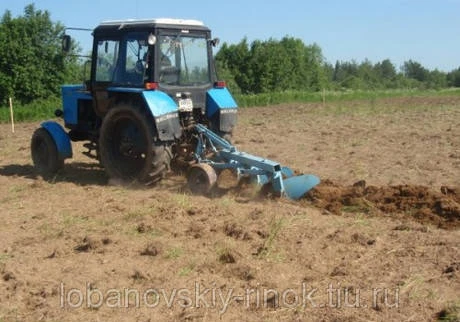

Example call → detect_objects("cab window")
95 39 119 82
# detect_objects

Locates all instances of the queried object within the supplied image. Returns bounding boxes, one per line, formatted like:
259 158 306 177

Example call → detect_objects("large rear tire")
98 105 171 183
31 128 64 178
149 143 172 182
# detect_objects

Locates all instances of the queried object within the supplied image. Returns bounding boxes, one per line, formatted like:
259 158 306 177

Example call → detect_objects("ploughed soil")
0 94 459 321
305 180 460 229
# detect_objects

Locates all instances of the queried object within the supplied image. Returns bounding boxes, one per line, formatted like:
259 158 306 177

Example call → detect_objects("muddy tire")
149 143 172 183
31 128 64 178
99 104 171 183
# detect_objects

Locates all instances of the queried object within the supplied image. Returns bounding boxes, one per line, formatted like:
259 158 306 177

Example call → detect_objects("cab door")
90 38 120 116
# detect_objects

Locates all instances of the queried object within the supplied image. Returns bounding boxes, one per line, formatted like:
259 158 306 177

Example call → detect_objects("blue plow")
190 124 320 200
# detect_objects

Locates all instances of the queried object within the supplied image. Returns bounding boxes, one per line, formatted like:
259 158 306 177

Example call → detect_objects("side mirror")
210 38 220 47
62 34 71 53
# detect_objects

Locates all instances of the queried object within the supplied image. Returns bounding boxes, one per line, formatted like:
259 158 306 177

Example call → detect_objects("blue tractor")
31 18 319 199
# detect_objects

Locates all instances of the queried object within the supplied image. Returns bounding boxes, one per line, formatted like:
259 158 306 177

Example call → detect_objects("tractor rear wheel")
99 105 171 183
31 128 64 178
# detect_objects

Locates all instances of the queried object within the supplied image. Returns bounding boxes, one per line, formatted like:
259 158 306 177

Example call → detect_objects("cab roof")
94 18 210 33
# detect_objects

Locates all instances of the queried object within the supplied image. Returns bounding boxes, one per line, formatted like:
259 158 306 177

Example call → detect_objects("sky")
2 0 460 72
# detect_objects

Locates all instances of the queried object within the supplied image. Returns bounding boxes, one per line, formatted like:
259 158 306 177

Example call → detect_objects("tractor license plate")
178 98 193 112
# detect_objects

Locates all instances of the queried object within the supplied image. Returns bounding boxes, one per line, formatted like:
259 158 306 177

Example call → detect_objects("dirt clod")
140 243 159 257
441 186 460 203
186 207 202 216
136 222 152 234
443 262 460 279
230 265 254 281
131 270 147 281
2 272 15 281
101 238 112 245
218 251 236 264
330 265 347 277
306 180 460 229
74 236 101 253
45 250 57 259
351 232 375 246
224 222 251 240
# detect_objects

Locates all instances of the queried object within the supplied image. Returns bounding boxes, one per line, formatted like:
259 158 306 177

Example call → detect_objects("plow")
188 124 319 199
31 18 319 200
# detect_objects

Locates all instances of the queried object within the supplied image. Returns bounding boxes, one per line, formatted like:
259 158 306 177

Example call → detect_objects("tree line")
1 4 460 106
216 38 460 94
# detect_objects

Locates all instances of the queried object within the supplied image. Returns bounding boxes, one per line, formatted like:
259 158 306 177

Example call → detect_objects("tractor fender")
142 90 182 141
41 121 73 159
206 88 238 133
107 87 182 141
206 88 238 116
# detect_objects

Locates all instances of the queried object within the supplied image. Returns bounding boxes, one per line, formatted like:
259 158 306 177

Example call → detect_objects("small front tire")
31 128 63 178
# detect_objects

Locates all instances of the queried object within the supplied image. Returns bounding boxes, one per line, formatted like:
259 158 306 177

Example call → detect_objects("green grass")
37 223 63 239
178 263 195 276
0 97 60 123
123 211 146 221
438 301 460 321
62 214 89 227
0 254 11 264
171 194 192 209
257 217 285 259
353 214 372 227
234 88 460 107
165 247 183 260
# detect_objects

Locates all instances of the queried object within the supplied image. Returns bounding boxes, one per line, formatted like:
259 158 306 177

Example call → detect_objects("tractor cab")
89 19 219 118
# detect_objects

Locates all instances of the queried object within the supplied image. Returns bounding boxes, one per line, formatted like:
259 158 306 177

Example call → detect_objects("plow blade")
282 174 320 200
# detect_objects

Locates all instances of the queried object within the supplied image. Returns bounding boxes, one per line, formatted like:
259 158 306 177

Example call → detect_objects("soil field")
0 95 459 321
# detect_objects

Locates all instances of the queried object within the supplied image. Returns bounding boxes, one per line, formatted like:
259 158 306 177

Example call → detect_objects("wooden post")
322 88 326 106
9 97 14 133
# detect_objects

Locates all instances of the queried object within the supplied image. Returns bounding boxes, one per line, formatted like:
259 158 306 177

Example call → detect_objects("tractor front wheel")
31 128 63 178
99 105 170 183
